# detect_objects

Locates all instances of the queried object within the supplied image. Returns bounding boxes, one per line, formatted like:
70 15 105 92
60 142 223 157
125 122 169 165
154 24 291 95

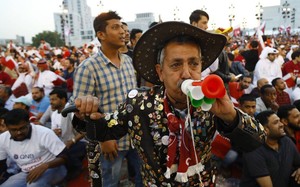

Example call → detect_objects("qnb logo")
19 154 35 159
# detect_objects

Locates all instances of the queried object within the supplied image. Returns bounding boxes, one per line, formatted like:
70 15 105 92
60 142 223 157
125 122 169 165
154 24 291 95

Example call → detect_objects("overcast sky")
0 0 280 42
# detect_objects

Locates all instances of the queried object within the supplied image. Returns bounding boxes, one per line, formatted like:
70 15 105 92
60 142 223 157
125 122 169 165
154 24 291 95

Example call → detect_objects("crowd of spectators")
0 8 300 187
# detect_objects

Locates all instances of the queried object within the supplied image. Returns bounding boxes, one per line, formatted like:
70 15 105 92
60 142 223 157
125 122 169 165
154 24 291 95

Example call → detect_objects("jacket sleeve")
215 108 266 152
72 108 128 142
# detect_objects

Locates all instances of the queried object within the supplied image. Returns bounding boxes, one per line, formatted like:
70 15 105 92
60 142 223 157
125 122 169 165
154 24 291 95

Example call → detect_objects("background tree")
32 31 64 48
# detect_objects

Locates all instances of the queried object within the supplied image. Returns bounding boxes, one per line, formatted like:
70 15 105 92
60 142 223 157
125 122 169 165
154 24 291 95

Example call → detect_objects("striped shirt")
73 50 136 150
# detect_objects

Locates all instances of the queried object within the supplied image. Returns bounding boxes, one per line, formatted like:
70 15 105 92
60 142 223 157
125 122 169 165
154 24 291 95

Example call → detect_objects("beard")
241 85 248 90
12 137 26 141
288 122 300 131
33 96 43 102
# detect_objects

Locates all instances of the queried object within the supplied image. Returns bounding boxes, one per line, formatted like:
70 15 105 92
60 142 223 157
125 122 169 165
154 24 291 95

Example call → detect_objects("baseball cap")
12 96 32 106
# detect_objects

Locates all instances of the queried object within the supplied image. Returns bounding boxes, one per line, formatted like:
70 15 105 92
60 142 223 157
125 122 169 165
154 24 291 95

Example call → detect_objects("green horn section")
203 97 216 104
188 92 203 107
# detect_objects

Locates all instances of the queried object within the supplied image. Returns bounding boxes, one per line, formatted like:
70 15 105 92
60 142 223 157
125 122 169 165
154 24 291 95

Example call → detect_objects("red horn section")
201 74 226 99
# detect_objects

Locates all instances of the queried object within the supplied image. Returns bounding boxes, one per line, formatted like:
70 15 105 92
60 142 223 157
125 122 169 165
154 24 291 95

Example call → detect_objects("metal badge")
128 89 138 98
108 119 117 128
132 98 136 105
161 135 169 145
104 113 111 121
128 120 133 127
140 103 145 110
126 104 134 113
113 111 119 119
135 134 141 141
157 104 163 111
134 115 140 123
147 102 153 108
157 115 161 120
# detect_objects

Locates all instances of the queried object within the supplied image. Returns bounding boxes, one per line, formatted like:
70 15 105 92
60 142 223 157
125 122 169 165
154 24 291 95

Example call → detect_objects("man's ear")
264 126 270 136
191 21 197 27
96 31 105 41
155 64 163 82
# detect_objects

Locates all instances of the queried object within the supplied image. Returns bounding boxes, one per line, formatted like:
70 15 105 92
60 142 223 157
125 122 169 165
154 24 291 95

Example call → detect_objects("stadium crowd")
0 8 300 187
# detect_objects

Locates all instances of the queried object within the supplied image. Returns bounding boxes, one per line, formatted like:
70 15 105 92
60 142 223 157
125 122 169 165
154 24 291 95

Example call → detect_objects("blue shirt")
30 96 50 116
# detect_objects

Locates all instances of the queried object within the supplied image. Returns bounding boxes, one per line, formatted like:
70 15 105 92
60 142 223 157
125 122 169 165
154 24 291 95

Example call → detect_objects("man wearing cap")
16 52 36 78
12 96 37 122
253 47 282 86
72 21 264 186
34 59 65 96
11 62 32 98
12 96 31 110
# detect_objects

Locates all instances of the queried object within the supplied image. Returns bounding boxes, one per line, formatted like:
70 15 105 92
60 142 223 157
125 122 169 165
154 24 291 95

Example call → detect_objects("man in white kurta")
253 47 282 86
34 59 65 96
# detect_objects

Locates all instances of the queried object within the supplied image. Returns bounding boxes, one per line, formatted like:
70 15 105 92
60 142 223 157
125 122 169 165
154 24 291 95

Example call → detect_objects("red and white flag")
259 21 266 34
286 26 291 35
233 26 241 37
283 73 296 88
278 25 285 33
257 30 265 49
2 56 18 70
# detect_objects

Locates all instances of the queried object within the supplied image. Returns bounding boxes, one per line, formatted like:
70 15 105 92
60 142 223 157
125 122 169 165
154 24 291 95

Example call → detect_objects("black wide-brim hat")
133 21 227 85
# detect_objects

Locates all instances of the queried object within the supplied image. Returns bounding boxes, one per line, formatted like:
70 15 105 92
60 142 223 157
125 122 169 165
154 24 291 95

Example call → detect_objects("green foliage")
32 31 64 48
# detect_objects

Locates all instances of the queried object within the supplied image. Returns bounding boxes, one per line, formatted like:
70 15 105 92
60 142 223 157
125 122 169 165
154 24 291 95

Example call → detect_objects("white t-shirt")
51 103 76 142
51 110 62 130
0 124 65 172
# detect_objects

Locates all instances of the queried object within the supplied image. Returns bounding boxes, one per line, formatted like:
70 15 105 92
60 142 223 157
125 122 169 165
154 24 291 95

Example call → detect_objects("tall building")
127 13 155 32
54 0 94 47
262 0 300 34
